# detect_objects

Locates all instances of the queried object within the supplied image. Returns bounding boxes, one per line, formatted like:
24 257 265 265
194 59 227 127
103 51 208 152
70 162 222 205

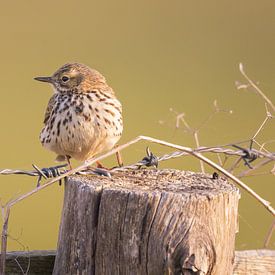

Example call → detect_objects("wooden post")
53 169 240 275
3 249 275 274
234 250 275 274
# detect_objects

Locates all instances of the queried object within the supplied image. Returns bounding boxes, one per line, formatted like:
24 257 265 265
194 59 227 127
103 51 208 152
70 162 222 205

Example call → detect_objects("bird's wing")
43 95 56 124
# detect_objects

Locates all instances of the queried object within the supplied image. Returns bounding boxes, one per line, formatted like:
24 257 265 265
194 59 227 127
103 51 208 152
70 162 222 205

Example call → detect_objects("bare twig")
238 63 275 112
197 100 233 131
171 102 233 173
216 153 223 166
259 139 275 153
264 219 275 248
193 131 205 173
238 159 273 178
228 157 242 173
251 116 271 141
0 207 10 275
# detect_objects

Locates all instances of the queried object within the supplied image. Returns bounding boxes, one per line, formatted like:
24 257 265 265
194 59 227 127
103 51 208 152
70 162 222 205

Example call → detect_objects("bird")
34 63 123 168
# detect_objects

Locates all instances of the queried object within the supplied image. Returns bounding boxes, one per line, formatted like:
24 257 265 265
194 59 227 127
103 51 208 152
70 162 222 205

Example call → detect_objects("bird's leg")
66 155 73 170
116 149 123 167
96 161 105 169
92 146 123 170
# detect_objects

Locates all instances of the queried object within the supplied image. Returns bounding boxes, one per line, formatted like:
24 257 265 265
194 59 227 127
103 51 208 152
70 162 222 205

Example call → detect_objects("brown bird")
34 63 123 168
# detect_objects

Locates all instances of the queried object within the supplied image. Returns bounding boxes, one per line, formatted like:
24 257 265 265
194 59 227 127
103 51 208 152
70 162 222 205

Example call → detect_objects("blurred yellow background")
0 0 274 251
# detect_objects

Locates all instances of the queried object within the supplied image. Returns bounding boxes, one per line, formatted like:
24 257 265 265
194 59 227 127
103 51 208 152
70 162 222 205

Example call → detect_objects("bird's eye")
61 76 69 82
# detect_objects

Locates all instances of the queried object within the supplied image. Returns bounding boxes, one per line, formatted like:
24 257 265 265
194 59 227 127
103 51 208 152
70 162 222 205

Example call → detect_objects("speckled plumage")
35 63 123 162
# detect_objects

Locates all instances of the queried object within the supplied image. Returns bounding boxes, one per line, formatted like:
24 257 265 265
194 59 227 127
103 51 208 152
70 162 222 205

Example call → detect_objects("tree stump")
53 169 240 275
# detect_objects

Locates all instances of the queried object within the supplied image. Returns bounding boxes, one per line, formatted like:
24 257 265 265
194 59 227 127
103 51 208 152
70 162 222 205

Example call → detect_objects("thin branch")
251 116 271 141
240 171 274 177
216 153 223 166
238 159 273 178
259 140 275 153
228 156 242 173
264 219 275 248
239 63 275 112
194 131 205 173
197 100 233 131
0 207 10 275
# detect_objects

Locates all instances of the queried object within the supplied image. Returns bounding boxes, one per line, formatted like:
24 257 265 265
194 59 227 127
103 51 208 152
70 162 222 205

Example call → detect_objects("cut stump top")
70 169 238 196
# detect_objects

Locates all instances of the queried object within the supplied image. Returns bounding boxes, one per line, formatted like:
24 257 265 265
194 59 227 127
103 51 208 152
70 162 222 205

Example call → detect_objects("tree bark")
53 169 240 275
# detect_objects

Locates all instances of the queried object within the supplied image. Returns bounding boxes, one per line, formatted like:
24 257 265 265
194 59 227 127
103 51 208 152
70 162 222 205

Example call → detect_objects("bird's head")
34 63 107 93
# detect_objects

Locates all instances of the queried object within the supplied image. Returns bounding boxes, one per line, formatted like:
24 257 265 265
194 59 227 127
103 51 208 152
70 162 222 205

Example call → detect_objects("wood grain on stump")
53 169 240 275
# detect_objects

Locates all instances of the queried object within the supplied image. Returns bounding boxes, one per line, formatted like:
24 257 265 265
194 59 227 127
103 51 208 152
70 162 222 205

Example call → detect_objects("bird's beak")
34 76 53 83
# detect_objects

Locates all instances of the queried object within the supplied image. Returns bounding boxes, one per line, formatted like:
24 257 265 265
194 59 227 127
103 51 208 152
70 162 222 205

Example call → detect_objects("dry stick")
239 63 275 113
0 207 10 275
238 159 273 178
253 140 272 155
259 139 275 154
241 171 274 177
194 131 205 173
14 258 26 275
228 156 242 173
216 153 223 167
264 219 275 248
194 107 217 162
251 115 271 141
175 114 205 173
175 101 232 174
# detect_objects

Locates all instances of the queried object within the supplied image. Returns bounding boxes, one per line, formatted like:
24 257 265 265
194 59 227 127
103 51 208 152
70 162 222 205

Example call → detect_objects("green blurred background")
0 0 274 251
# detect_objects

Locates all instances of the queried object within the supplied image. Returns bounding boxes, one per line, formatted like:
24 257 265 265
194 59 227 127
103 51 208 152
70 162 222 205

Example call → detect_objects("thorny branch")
0 63 275 273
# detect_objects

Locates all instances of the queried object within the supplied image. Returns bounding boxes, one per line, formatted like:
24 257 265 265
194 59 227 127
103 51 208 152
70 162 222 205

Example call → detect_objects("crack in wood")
146 193 163 275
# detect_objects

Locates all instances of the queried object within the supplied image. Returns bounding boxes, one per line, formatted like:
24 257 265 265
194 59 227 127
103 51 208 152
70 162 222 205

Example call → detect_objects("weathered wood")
3 249 275 274
4 250 55 274
53 169 240 274
234 249 275 274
